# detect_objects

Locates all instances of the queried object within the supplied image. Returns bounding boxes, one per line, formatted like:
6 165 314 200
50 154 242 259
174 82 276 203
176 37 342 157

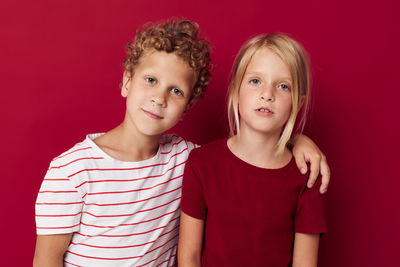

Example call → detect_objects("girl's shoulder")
190 138 227 156
187 138 229 169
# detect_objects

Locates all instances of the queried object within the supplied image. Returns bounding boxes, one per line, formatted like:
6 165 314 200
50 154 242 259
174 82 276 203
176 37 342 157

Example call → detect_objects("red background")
1 0 399 266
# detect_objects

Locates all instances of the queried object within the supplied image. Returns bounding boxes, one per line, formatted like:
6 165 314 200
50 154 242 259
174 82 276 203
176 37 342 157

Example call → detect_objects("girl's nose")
260 86 275 102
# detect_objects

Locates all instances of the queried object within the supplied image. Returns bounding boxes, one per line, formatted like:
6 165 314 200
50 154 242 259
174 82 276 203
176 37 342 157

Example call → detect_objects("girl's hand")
292 134 330 194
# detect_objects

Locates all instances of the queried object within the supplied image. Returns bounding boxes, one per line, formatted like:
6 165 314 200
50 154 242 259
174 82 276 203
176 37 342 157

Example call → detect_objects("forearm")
178 211 204 267
178 246 201 267
33 254 64 267
292 233 320 267
33 234 72 267
178 257 201 267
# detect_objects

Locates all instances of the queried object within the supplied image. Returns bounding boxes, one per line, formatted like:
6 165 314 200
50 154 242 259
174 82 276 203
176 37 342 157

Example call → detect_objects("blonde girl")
178 33 327 267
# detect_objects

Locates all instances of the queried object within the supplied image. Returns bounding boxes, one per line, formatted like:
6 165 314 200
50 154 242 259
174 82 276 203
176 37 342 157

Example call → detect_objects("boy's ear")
121 71 132 98
180 101 194 120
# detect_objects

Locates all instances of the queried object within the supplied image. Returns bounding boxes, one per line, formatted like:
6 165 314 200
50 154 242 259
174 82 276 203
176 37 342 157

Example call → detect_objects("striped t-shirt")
35 133 196 266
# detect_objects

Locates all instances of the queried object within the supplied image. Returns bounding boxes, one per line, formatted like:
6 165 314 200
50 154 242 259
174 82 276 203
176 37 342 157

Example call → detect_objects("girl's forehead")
246 48 291 79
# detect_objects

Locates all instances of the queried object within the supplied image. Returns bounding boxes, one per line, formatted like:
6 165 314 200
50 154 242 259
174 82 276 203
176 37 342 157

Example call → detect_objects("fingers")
294 152 308 175
319 155 330 194
291 134 330 193
307 153 321 189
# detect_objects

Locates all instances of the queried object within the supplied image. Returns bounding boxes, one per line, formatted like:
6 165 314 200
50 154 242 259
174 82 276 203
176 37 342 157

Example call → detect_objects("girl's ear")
121 71 132 98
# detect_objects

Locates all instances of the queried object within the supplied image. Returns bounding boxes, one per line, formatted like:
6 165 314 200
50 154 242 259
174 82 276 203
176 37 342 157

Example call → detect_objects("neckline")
222 137 296 176
86 133 162 165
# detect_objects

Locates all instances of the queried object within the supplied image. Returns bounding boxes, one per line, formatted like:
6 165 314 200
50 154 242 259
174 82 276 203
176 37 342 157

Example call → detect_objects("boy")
34 19 329 266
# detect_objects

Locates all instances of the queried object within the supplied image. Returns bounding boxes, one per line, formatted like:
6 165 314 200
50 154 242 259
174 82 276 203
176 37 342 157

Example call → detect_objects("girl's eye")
278 84 290 90
171 88 183 96
249 79 260 85
145 77 156 84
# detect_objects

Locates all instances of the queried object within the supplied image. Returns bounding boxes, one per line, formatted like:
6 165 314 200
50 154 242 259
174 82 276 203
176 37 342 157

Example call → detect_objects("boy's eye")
249 79 260 85
278 84 290 90
145 77 156 84
171 88 183 96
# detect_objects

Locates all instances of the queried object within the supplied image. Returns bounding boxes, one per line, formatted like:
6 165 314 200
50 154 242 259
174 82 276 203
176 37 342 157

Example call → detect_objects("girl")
178 33 327 266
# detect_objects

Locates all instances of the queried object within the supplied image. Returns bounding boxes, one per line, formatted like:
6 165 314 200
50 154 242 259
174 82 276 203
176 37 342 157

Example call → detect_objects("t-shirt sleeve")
180 156 207 220
184 139 200 154
35 162 84 235
294 176 327 234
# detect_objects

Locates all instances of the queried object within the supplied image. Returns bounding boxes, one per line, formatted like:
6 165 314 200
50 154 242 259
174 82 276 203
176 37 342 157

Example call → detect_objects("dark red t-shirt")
181 138 327 267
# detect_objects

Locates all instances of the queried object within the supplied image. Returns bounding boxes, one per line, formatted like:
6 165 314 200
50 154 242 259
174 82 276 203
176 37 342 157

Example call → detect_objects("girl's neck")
227 128 292 169
94 122 160 162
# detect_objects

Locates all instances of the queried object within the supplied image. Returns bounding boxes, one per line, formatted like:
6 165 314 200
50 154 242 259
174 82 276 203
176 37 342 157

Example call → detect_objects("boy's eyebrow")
139 69 157 76
139 70 194 90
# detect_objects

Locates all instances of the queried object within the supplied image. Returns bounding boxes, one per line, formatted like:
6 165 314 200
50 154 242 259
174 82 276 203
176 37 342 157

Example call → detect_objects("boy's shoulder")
47 133 196 177
159 134 197 152
159 133 189 146
42 134 105 195
47 134 105 173
50 133 194 166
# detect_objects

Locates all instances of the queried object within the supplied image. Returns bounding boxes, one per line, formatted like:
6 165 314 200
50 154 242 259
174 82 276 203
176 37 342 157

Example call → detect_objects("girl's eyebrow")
243 71 263 76
244 71 292 82
278 78 292 83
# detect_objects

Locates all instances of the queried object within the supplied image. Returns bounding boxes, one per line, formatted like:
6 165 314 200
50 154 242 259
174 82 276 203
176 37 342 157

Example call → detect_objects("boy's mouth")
142 109 163 119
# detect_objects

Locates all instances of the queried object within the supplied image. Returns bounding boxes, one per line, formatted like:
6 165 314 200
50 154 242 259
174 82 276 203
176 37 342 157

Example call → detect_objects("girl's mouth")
256 107 273 114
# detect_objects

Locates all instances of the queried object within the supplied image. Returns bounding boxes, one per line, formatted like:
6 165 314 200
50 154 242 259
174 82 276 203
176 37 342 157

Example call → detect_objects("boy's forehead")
137 51 197 87
142 50 192 68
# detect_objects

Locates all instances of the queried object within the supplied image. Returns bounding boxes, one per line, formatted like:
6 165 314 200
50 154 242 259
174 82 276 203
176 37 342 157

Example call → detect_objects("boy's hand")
292 134 330 194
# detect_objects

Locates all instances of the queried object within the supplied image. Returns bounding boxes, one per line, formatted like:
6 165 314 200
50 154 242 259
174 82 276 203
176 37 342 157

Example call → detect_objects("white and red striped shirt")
35 133 197 266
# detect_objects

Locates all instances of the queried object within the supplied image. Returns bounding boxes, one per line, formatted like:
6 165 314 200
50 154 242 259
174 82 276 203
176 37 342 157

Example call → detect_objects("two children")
178 34 326 266
34 19 329 266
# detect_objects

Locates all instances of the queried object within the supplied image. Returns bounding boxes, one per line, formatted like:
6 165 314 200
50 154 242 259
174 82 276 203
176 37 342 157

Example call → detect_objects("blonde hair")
227 33 311 155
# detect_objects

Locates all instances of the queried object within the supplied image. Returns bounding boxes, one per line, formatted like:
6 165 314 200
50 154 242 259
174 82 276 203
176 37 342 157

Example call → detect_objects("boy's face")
122 51 196 139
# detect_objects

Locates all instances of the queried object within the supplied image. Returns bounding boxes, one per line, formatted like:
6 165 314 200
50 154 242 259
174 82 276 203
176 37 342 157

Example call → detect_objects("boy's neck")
227 128 292 169
94 123 161 162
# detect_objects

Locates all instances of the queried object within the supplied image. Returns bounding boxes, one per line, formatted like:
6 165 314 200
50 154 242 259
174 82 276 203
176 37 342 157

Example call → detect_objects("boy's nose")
151 91 167 107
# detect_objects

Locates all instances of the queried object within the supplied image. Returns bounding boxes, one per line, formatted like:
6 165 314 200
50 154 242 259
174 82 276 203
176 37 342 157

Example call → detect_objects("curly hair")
123 19 212 105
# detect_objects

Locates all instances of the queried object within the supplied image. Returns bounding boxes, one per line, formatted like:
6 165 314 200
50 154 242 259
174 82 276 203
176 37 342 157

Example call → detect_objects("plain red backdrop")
1 0 399 266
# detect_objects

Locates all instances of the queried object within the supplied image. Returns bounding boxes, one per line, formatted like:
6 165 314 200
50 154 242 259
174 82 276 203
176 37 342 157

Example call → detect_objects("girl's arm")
292 134 330 194
292 233 320 267
33 233 72 267
178 211 204 267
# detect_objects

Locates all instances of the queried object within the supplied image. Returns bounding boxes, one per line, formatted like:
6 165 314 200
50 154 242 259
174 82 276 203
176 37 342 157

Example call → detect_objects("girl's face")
238 47 293 137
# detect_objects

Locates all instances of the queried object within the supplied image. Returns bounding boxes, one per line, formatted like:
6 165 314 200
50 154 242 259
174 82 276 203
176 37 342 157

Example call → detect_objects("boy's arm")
33 233 73 267
292 134 330 194
292 233 320 267
178 211 204 267
34 157 85 266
